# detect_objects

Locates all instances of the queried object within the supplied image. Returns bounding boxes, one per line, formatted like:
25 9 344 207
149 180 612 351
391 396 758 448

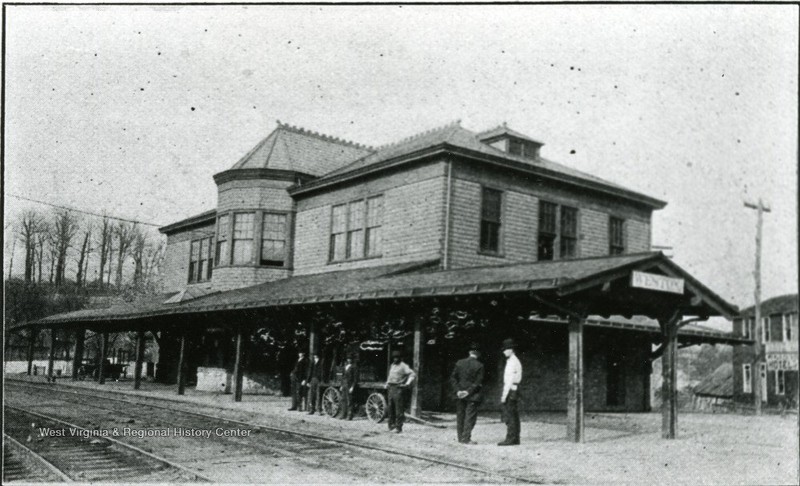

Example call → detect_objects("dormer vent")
477 123 544 160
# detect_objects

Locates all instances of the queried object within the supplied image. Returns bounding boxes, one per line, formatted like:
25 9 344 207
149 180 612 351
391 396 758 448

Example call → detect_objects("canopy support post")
134 330 145 390
72 329 85 381
567 315 585 443
411 316 424 418
233 327 244 402
47 328 57 383
659 312 680 439
98 332 109 384
27 329 37 376
177 332 186 395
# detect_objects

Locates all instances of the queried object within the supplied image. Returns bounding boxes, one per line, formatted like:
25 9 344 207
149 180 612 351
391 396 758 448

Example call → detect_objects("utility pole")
744 198 771 415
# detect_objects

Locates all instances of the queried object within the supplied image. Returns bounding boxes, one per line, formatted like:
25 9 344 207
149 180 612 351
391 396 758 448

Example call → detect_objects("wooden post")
745 199 770 415
47 328 57 382
411 317 424 417
134 330 145 390
567 316 584 442
26 329 37 375
309 321 318 356
98 332 109 384
72 329 85 381
233 327 244 402
177 332 186 395
660 315 680 439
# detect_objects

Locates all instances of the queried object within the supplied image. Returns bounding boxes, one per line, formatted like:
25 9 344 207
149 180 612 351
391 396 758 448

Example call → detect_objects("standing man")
498 338 522 446
306 352 323 415
288 351 308 411
450 342 484 444
386 349 416 433
339 353 357 420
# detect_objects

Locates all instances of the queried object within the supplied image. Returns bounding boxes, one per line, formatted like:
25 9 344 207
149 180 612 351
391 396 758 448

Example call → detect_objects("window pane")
349 200 365 229
367 196 383 227
348 229 364 259
332 233 346 261
538 234 555 261
232 240 253 264
216 241 227 266
481 188 502 223
366 227 382 257
561 207 577 237
234 213 254 239
560 237 577 258
539 201 557 234
190 240 200 262
480 221 499 252
261 214 286 265
332 204 347 233
508 140 523 155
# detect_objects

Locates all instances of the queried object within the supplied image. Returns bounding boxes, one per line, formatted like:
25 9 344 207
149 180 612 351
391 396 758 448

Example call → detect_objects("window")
538 201 557 261
508 139 523 156
215 215 229 267
231 213 254 264
782 314 793 342
560 206 578 259
742 318 754 339
366 196 383 257
188 236 212 283
609 217 625 255
775 370 786 395
330 195 384 262
742 364 752 393
480 188 502 253
261 213 287 266
760 363 768 401
761 316 771 343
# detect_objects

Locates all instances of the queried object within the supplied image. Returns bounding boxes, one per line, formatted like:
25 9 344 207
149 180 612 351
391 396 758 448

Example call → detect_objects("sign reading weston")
630 271 685 295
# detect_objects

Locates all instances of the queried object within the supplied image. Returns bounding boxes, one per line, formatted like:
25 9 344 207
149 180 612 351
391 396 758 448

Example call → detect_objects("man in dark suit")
450 342 484 444
339 353 357 420
306 352 324 414
288 351 308 411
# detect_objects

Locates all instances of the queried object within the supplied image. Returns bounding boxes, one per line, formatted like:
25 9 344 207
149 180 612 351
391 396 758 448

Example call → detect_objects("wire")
7 194 163 227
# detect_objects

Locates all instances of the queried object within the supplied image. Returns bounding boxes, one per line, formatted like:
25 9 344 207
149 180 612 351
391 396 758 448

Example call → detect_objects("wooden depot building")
20 120 750 442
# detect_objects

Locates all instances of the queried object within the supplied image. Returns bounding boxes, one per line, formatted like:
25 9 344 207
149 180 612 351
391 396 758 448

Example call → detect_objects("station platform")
6 372 796 485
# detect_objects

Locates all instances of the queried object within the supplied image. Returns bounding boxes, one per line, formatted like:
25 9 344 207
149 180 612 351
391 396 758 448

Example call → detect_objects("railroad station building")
23 120 749 441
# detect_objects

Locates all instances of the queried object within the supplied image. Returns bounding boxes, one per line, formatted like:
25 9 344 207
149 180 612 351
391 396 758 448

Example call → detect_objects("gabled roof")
292 121 666 209
692 363 733 398
227 122 373 176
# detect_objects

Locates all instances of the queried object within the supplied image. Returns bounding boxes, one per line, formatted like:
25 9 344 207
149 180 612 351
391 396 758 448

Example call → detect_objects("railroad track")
7 379 544 483
3 404 211 483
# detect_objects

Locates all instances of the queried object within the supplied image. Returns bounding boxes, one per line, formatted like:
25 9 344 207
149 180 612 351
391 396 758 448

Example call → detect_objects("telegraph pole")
744 198 771 415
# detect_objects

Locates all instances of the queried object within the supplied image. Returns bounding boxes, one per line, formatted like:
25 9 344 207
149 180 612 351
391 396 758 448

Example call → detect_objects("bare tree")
47 228 58 283
96 216 113 289
114 222 136 288
130 226 147 287
75 221 93 287
18 210 44 282
143 238 166 284
35 224 48 283
52 209 79 286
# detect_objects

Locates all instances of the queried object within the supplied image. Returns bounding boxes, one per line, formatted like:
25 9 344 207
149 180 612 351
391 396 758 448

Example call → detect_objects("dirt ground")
6 375 798 485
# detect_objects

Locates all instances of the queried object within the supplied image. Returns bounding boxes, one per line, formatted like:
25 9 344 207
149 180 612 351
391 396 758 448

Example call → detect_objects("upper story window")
330 195 384 262
609 217 625 255
560 206 578 259
261 213 287 267
538 201 557 261
480 188 502 253
761 316 771 343
188 236 213 283
782 313 796 342
215 214 229 267
742 317 755 339
508 140 523 156
232 212 255 265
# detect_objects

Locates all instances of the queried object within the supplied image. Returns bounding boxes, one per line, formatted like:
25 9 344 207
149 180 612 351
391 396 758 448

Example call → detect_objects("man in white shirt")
498 338 522 446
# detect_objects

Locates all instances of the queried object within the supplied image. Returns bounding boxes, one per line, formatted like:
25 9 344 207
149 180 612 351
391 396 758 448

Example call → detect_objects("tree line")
9 207 165 292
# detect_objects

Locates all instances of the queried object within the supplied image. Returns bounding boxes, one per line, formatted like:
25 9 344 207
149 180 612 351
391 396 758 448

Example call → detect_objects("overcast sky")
4 4 797 310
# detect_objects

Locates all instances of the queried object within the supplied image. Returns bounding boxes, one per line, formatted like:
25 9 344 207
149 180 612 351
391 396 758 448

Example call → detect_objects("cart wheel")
322 387 341 418
366 392 387 423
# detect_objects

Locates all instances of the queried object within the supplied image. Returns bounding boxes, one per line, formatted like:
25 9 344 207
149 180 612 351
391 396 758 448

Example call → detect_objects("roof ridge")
374 119 462 151
475 122 508 138
276 119 374 151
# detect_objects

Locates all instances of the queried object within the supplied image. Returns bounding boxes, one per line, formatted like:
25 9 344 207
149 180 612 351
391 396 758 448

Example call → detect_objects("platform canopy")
22 251 739 334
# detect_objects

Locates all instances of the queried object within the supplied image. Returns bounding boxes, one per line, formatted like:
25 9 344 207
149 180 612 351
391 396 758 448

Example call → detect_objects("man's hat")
391 349 404 358
502 338 517 350
346 351 358 360
468 342 481 353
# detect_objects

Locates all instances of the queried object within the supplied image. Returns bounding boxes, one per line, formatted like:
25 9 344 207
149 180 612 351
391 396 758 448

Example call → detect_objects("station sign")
630 271 685 295
767 353 798 371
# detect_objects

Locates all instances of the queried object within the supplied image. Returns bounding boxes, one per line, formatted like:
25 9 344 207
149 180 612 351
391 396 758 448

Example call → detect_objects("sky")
4 4 798 311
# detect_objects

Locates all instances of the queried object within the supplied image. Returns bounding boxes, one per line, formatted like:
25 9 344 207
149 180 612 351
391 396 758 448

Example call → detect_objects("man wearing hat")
449 342 484 444
386 349 416 433
306 352 324 415
498 338 522 446
288 351 308 411
339 353 357 420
